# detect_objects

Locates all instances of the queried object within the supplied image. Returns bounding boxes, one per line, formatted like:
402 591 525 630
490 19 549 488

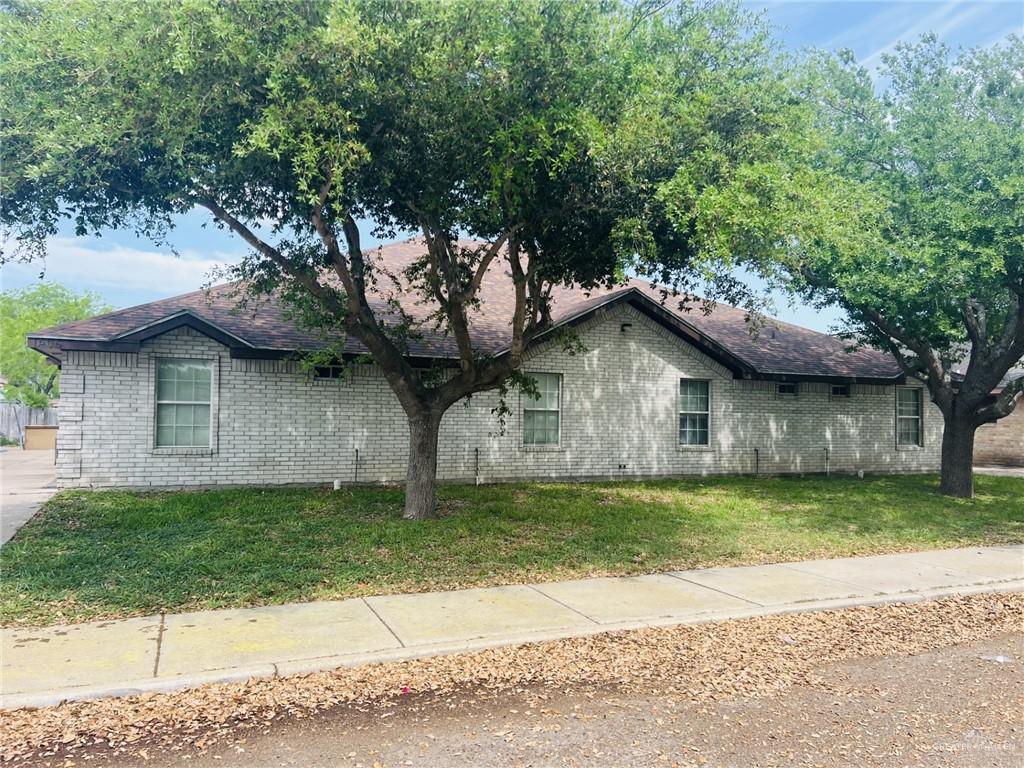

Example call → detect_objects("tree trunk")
403 410 443 520
939 414 977 498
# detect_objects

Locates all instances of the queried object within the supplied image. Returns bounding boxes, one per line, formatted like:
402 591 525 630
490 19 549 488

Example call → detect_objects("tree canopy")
1 0 804 516
661 33 1024 496
0 283 110 407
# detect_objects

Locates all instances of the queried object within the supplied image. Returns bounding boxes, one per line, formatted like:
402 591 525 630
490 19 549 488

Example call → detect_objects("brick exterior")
55 306 942 488
974 407 1024 467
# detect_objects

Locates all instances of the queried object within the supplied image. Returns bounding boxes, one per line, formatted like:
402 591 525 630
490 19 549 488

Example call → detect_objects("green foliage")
668 34 1024 380
2 474 1020 626
805 36 1023 368
0 0 799 311
0 284 109 407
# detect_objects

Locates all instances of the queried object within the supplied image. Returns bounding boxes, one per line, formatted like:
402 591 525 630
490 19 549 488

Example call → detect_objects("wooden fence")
0 403 58 443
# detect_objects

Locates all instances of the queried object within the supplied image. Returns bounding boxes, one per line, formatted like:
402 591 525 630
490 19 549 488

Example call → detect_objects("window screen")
523 373 561 445
679 379 710 445
896 387 923 446
156 359 212 448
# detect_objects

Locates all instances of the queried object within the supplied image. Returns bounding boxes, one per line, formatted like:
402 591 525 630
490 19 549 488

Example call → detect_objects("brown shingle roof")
28 238 902 381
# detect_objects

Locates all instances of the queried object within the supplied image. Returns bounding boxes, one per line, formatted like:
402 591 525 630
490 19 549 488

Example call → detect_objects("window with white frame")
679 379 710 445
156 359 213 448
830 383 851 399
777 382 798 397
523 373 561 445
896 387 923 446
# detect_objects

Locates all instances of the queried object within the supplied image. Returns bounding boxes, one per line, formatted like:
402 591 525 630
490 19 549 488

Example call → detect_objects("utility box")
23 425 58 450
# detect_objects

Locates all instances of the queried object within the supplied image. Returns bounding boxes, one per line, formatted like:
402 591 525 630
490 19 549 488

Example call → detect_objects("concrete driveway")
0 448 57 545
976 465 1024 478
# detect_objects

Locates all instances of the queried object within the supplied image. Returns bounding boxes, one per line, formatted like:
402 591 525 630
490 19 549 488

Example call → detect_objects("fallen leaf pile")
1 592 1020 763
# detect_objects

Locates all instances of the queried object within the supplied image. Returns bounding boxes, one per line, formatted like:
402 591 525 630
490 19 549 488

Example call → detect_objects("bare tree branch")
196 195 346 316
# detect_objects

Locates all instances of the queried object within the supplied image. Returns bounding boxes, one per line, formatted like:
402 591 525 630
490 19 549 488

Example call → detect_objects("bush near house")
1 474 1020 626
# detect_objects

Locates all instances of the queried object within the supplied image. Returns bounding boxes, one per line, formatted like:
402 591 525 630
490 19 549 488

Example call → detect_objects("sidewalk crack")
665 573 764 606
152 613 166 678
363 598 405 648
527 585 600 624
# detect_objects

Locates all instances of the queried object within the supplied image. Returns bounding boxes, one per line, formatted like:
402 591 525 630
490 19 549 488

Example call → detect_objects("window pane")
193 376 211 401
897 388 921 417
523 409 558 445
528 373 560 410
679 413 709 445
156 425 175 447
157 359 212 403
523 374 560 445
156 400 212 448
193 404 210 426
897 417 921 446
157 376 175 401
192 425 210 447
679 380 709 413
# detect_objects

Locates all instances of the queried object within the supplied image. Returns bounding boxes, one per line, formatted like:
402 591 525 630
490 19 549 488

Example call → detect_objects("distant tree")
1 0 803 518
0 283 110 407
653 35 1024 498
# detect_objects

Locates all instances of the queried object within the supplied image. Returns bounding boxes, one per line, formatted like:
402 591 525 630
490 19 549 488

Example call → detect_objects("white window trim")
521 372 563 450
678 378 713 451
895 386 924 449
150 356 219 455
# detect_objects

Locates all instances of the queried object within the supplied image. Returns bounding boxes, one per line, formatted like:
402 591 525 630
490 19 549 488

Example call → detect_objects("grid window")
156 359 213 448
523 373 561 445
679 379 710 446
777 382 798 396
831 384 851 398
896 387 923 446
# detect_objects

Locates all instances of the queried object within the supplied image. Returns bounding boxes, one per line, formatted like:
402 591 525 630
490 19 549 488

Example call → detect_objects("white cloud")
860 1 991 70
1 236 245 296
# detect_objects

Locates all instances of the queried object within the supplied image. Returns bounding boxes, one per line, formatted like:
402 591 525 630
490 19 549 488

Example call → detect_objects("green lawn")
2 474 1021 626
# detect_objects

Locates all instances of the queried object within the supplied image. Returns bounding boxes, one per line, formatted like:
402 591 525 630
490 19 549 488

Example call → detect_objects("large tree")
657 35 1024 498
0 283 110 407
1 0 798 518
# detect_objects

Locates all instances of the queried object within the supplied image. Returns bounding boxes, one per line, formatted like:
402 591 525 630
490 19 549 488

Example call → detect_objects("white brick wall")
55 306 942 488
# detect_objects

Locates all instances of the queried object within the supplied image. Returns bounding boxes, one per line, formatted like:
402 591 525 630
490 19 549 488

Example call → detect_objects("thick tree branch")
974 375 1024 424
196 196 346 316
962 299 986 353
463 226 523 303
857 304 950 405
989 290 1024 372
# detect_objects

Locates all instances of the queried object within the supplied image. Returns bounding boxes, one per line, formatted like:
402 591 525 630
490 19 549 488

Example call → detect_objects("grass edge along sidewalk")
2 472 1022 627
2 545 1022 710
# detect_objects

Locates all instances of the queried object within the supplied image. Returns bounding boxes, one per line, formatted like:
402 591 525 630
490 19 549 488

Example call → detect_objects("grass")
1 473 1021 626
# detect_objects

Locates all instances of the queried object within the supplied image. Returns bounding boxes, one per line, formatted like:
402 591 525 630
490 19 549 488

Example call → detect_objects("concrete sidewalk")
2 545 1022 709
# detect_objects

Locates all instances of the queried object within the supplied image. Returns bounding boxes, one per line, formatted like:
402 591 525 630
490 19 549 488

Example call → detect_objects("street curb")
3 579 1021 711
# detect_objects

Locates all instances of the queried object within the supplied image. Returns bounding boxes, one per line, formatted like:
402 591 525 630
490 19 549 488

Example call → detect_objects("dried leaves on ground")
1 592 1021 764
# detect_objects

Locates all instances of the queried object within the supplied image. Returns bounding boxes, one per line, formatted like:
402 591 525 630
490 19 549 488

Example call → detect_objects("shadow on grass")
1 473 1020 625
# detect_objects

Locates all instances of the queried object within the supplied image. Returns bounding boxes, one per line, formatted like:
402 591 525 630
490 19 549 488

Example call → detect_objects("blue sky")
3 1 1022 332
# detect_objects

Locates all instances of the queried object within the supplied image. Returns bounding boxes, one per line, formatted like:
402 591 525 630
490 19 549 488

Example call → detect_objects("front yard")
2 474 1021 626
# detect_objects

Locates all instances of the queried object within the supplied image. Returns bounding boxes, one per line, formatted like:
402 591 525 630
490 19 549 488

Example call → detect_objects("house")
970 365 1024 467
27 240 942 489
